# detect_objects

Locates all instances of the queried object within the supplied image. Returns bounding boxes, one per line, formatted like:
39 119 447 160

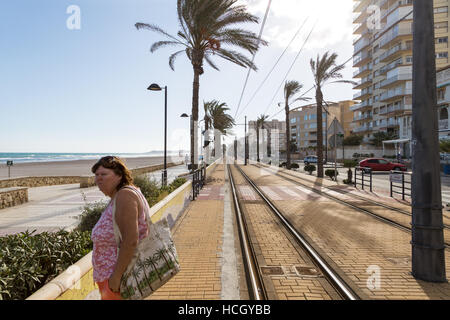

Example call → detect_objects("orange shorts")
97 280 122 300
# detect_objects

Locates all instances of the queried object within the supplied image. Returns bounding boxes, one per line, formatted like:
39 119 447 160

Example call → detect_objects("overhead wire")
234 0 273 119
235 17 309 121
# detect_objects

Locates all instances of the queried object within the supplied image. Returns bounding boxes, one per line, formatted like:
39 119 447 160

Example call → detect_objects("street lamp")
148 83 168 187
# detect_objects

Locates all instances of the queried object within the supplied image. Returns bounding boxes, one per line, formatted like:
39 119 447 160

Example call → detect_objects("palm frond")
169 50 186 70
135 23 182 44
150 41 183 53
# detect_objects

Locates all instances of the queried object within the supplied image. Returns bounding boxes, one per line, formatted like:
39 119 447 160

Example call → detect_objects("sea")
0 151 185 164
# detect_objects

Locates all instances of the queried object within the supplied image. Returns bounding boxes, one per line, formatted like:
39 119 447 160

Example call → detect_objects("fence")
389 170 411 200
354 166 373 192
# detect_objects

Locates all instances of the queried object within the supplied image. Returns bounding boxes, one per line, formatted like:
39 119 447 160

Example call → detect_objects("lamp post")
148 83 167 187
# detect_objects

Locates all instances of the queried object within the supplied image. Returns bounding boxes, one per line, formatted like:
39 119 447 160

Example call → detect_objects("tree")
136 0 266 168
343 134 364 146
369 131 398 147
256 114 269 162
310 52 354 177
281 80 310 169
440 139 450 152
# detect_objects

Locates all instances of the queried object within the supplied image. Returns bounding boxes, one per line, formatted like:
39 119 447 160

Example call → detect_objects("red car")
359 158 407 172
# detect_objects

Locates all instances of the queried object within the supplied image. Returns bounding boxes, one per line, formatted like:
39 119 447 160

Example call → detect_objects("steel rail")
235 164 360 300
227 164 267 300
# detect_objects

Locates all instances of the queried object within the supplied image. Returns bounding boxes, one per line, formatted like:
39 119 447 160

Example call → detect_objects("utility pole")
245 116 248 166
411 0 446 282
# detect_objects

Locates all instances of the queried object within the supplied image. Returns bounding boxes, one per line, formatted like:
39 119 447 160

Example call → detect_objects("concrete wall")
26 159 221 300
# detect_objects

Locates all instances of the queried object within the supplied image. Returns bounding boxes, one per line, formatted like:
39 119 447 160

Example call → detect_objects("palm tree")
136 257 154 291
256 114 269 162
281 80 310 169
156 248 171 270
206 100 235 158
310 52 354 177
136 0 266 168
145 256 163 281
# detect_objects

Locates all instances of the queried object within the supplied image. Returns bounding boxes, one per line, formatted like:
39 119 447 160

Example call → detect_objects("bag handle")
112 186 153 247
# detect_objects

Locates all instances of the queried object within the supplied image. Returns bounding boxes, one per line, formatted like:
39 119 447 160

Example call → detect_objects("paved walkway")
148 163 243 300
0 165 188 236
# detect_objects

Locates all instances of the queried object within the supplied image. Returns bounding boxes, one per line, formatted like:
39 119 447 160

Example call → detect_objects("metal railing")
389 170 411 200
190 165 206 200
354 166 373 192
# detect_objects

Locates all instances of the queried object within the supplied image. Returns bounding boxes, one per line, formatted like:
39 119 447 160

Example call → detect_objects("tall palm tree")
256 114 269 162
136 0 266 168
206 100 235 159
310 52 354 177
282 81 310 169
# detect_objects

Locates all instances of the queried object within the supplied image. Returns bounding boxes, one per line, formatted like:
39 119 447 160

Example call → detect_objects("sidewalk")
0 165 188 236
148 163 243 300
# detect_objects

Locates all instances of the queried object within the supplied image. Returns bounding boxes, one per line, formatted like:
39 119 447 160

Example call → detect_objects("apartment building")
437 65 450 139
352 0 450 149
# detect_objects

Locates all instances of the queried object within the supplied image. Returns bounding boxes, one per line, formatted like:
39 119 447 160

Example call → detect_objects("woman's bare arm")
108 188 140 292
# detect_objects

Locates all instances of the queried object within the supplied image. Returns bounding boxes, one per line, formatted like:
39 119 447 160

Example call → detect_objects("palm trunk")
316 88 324 178
191 69 200 170
285 103 290 169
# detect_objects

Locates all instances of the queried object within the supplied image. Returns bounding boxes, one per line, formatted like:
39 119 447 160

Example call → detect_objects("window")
438 88 446 100
290 118 296 123
405 56 413 63
436 52 448 59
435 21 448 29
434 6 448 14
378 159 389 164
437 37 448 43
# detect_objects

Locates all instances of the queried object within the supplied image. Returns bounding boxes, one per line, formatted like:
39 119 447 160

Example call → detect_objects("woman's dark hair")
91 156 134 191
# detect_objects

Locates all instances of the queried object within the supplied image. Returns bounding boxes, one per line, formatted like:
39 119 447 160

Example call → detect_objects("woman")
90 156 149 300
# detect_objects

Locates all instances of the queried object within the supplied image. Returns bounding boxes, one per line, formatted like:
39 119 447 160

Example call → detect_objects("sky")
0 0 355 153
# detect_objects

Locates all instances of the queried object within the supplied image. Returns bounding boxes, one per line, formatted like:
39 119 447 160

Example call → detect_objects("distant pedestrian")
90 156 150 300
185 154 189 165
397 151 402 163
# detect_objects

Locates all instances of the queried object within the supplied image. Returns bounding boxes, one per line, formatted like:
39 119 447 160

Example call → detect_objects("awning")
382 138 410 144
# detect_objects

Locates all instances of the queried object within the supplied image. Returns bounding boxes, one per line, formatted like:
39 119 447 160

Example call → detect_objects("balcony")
380 73 412 88
380 88 412 103
353 63 373 78
354 36 371 54
353 0 370 13
353 76 373 90
353 87 373 100
380 43 412 62
381 0 413 23
350 99 373 111
353 125 373 133
380 58 408 76
380 24 412 49
379 103 412 115
353 50 372 68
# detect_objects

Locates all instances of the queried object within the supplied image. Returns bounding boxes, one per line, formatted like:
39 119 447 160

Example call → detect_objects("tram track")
227 164 360 300
254 163 450 249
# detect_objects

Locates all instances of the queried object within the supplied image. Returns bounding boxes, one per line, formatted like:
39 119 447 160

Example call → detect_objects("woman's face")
94 166 122 197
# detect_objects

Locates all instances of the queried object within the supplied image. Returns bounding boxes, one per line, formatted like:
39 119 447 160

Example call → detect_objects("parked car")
303 156 317 165
359 158 407 172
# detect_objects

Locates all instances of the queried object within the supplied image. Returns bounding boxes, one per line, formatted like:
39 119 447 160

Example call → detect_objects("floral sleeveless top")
91 186 149 283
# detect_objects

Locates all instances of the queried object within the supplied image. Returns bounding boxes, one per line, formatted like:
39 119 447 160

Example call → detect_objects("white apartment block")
352 0 449 154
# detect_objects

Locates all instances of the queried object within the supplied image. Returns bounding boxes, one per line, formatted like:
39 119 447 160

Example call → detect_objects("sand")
0 156 184 179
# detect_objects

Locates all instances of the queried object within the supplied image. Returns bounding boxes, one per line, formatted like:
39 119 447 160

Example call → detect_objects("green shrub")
325 169 339 180
343 159 358 168
0 230 92 300
279 162 287 168
304 164 316 175
75 200 108 233
290 163 299 169
168 177 187 193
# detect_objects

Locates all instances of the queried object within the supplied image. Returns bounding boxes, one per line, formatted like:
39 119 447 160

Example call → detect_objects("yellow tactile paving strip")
230 165 338 300
240 164 450 300
147 165 225 300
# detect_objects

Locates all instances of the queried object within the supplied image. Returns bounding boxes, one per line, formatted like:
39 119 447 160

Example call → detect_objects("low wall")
80 162 182 188
26 159 221 300
0 162 182 189
0 187 28 210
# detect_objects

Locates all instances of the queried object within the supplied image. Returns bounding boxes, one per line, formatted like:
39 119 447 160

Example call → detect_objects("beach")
0 155 184 179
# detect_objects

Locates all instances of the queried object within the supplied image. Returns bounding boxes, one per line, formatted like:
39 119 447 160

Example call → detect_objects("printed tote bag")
112 187 180 300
